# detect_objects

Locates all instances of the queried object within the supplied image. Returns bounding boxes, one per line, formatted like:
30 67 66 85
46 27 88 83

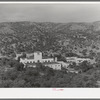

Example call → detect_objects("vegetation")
0 21 100 59
0 21 100 87
0 57 99 88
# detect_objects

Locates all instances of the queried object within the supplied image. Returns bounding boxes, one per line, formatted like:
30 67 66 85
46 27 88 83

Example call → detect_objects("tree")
79 61 92 72
89 50 96 59
96 52 100 63
68 62 77 68
25 67 39 76
13 79 25 87
14 62 24 71
54 54 66 62
21 52 26 58
82 49 87 56
8 60 18 67
45 67 55 77
71 73 97 87
1 79 13 87
2 69 18 81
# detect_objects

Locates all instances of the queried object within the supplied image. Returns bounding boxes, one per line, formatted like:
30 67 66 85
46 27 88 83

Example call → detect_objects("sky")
0 3 100 23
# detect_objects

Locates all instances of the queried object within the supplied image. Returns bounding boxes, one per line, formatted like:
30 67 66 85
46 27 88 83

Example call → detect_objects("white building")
20 51 61 70
20 51 55 63
66 57 91 64
57 61 70 68
43 62 61 70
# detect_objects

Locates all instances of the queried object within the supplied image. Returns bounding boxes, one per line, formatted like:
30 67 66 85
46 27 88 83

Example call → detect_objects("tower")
34 51 42 62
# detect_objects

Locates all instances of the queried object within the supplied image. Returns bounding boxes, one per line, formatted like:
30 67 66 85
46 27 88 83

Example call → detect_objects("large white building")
20 51 61 70
20 51 56 63
20 51 92 71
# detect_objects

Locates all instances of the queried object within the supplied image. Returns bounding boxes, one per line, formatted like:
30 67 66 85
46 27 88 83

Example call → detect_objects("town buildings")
19 51 92 71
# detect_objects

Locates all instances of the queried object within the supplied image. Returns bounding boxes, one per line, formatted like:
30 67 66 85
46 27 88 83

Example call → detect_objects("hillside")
0 21 100 59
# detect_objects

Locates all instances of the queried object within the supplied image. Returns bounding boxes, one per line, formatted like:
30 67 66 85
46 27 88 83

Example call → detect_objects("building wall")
66 57 91 64
20 58 55 64
42 58 54 62
20 58 27 64
58 61 70 68
44 64 61 70
34 52 42 62
20 52 55 63
20 58 35 64
26 59 35 63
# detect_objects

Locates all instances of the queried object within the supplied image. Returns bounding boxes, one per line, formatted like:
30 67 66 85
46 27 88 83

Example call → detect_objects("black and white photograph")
0 2 100 88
